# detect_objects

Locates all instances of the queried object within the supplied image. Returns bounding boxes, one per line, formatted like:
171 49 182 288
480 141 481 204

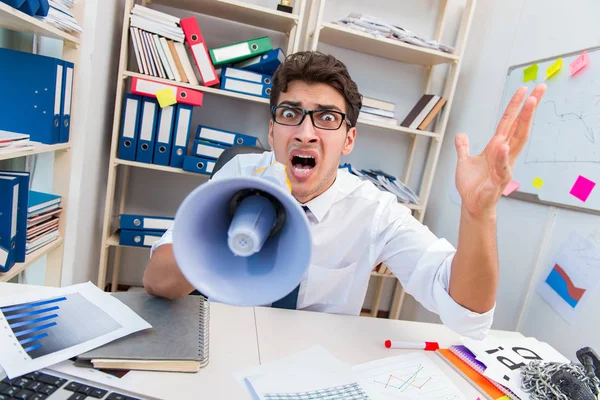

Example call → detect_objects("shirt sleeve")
374 195 495 340
149 155 243 258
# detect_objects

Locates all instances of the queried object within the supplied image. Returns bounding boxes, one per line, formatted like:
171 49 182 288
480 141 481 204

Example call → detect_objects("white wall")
420 0 600 358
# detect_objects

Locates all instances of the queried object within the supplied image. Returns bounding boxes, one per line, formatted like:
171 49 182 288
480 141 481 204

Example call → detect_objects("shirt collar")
300 173 342 222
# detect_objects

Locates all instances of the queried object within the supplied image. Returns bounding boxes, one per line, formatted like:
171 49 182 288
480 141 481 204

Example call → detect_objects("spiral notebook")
436 345 519 400
76 292 210 373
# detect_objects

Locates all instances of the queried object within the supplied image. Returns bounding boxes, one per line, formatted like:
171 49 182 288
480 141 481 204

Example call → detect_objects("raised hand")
454 84 547 218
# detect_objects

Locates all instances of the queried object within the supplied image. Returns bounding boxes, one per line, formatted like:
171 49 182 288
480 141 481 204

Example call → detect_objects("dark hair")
270 51 362 128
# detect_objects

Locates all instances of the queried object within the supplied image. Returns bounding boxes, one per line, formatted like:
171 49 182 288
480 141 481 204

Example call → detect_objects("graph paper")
262 382 369 400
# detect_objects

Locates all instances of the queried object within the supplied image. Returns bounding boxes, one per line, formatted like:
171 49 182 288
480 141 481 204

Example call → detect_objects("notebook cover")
77 292 209 364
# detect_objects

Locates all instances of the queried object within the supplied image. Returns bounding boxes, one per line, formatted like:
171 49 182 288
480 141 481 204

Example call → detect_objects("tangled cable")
521 361 600 400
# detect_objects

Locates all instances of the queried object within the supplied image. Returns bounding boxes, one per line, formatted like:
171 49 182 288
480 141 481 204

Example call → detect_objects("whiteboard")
500 46 600 213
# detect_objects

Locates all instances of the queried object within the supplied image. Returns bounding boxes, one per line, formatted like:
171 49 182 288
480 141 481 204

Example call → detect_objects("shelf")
0 2 80 45
317 23 459 66
124 71 270 105
0 237 64 283
356 118 440 139
115 158 212 177
151 0 299 33
0 143 71 161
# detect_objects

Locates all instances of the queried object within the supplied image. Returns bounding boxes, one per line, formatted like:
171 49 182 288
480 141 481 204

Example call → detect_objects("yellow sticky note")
546 58 562 79
523 64 538 82
155 88 177 108
532 177 544 189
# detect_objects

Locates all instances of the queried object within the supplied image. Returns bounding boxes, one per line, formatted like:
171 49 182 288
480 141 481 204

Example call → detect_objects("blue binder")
0 0 26 8
59 61 74 143
35 0 49 16
0 176 19 272
0 48 65 144
196 125 258 147
119 229 165 248
234 48 285 75
170 104 193 168
182 155 216 175
220 67 273 99
18 0 38 15
135 97 159 164
0 171 30 263
120 214 173 231
118 94 142 161
192 140 229 160
153 104 176 166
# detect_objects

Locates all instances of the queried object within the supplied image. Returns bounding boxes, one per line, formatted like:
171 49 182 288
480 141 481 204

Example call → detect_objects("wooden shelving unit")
306 0 476 319
97 0 309 291
0 3 83 284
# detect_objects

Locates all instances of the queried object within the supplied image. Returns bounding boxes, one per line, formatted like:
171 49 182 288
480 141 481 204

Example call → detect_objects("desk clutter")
0 0 82 33
0 48 75 145
128 4 282 98
0 170 62 273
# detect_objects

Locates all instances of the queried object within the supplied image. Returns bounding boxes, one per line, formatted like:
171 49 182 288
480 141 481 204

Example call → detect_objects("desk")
1 283 524 399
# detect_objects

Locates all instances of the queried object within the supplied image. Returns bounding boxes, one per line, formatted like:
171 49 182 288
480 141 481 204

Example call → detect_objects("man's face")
268 81 356 203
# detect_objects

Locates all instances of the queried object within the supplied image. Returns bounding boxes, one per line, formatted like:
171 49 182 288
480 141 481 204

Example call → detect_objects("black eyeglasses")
271 105 351 130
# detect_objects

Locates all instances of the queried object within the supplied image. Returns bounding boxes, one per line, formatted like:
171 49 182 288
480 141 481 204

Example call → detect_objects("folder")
192 140 228 160
0 171 30 263
35 0 49 16
180 17 219 87
220 67 273 99
234 48 285 75
119 229 164 248
0 48 65 144
28 191 61 216
209 36 272 67
0 176 19 272
0 0 26 8
18 0 39 16
183 156 216 175
170 104 193 168
118 94 143 161
59 61 74 143
153 104 176 166
131 76 204 107
135 98 159 164
196 125 259 147
120 214 173 231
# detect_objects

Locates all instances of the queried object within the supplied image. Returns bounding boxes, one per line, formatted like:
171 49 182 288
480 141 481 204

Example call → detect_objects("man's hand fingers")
495 142 511 183
495 86 528 139
508 96 539 166
455 133 470 161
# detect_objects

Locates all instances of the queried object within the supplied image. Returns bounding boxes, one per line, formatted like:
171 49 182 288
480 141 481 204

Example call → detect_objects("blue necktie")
271 206 309 310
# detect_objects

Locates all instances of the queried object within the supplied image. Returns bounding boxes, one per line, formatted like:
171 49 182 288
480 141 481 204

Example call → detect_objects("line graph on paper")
354 352 465 400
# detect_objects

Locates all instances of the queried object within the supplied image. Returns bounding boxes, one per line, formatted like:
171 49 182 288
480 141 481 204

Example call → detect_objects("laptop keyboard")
0 371 140 400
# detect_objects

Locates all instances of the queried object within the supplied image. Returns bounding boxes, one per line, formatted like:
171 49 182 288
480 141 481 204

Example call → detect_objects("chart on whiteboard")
353 352 465 400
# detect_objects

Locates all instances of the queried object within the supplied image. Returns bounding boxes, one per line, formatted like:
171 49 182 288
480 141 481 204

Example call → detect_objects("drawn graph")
0 293 122 359
354 352 465 400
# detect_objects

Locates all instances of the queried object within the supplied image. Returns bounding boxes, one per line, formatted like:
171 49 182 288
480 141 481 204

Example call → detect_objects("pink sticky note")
502 180 520 196
570 51 590 76
570 175 596 202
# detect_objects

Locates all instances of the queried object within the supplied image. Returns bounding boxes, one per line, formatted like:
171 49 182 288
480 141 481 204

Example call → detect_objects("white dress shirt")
152 151 494 339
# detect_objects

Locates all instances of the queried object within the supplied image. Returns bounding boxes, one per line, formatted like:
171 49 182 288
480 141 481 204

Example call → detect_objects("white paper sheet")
461 336 569 400
0 282 151 378
353 352 466 400
536 231 600 324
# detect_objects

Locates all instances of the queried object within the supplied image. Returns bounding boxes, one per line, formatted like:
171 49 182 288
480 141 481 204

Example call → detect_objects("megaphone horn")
172 176 312 306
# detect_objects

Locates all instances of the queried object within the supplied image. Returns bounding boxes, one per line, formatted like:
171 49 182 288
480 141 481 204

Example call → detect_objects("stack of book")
0 131 35 155
118 214 172 249
400 94 446 131
36 0 83 34
339 164 419 205
128 5 285 99
26 191 62 255
359 97 397 125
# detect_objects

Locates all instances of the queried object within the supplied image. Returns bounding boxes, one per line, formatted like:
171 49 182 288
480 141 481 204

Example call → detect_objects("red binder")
131 77 204 107
180 17 219 87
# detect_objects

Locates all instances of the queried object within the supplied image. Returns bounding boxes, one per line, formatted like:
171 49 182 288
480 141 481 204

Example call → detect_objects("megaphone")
172 172 312 306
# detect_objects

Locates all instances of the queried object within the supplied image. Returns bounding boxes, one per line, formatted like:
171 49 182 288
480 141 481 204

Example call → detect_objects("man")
143 51 546 340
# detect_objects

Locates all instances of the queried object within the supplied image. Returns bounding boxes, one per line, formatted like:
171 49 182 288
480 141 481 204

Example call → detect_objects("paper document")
0 282 151 378
354 352 466 400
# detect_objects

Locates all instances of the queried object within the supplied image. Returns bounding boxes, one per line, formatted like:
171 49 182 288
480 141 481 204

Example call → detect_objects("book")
418 97 447 131
27 191 61 215
362 96 395 112
400 94 440 129
437 345 519 400
76 291 210 373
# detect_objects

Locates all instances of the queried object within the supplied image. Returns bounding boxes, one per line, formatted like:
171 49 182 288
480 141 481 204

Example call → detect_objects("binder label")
54 65 63 115
206 162 215 173
11 184 18 238
140 102 157 141
196 143 225 158
144 234 162 247
157 106 174 142
224 79 262 96
200 128 234 145
213 43 251 63
123 98 139 139
0 246 7 267
225 68 262 83
65 67 73 114
175 108 191 146
143 219 173 230
192 43 217 82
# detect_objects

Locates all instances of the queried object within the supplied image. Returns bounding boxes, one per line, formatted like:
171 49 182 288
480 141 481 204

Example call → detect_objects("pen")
384 340 440 351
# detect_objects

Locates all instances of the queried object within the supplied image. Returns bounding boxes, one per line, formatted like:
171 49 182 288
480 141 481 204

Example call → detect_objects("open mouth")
291 154 316 174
